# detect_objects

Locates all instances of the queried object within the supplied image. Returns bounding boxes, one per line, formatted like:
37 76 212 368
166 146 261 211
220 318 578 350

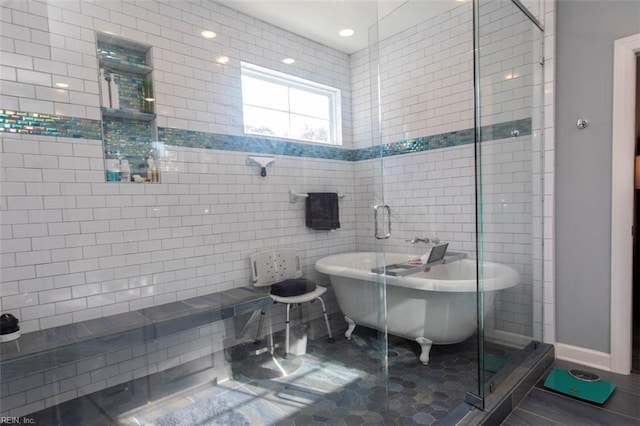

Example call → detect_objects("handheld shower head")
247 156 275 177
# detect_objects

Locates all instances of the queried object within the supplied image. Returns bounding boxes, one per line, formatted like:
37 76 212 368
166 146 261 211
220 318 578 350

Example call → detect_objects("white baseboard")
484 329 533 349
555 342 611 372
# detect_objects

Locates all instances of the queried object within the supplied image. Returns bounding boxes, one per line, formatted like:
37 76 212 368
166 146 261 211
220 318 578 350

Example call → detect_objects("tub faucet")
407 237 440 244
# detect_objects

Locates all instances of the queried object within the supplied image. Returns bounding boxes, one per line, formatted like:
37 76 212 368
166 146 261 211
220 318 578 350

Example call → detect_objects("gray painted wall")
556 0 640 353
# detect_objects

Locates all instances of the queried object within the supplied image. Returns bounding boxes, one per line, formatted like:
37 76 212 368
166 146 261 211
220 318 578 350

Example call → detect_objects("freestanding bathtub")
315 252 520 364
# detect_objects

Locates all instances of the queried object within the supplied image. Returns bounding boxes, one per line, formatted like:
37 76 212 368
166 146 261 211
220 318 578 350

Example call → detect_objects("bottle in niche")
147 156 158 182
140 78 154 114
120 160 131 182
109 73 120 110
99 69 110 108
105 159 120 182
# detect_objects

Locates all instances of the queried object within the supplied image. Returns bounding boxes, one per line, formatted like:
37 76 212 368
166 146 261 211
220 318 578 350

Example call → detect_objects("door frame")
610 33 640 374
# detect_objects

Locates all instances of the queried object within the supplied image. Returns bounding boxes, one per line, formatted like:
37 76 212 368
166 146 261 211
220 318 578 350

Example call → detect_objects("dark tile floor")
124 329 507 425
501 359 640 425
28 328 524 425
35 335 640 426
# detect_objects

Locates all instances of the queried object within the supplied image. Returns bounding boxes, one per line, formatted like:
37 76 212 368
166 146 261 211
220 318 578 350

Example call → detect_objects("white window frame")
240 62 342 145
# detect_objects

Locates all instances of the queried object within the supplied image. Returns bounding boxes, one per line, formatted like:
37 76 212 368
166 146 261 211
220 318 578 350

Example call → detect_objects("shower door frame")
470 0 546 408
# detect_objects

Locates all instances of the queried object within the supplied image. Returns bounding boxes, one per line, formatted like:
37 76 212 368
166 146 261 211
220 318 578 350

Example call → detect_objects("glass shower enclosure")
474 0 545 405
366 0 545 411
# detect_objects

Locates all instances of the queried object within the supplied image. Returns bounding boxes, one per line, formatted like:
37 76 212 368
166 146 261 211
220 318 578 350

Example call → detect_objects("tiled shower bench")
0 287 270 383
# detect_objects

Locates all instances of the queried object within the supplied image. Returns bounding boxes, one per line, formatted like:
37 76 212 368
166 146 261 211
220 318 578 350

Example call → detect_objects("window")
240 62 342 145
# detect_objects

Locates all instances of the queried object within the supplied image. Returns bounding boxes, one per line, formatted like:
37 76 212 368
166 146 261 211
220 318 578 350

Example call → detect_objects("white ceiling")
217 0 463 54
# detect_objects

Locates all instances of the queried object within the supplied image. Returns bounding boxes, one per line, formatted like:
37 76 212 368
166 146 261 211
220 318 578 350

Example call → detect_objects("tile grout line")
531 387 640 422
509 407 566 425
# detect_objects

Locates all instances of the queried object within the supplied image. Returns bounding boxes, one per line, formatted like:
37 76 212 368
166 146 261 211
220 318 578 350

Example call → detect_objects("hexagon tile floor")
122 328 516 426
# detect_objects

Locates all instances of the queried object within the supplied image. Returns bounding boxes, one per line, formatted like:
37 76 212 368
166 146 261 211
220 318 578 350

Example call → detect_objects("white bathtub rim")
315 252 520 292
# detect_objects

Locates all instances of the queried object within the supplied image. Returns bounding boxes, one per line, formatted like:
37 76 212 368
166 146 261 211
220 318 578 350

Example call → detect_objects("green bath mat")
543 368 616 404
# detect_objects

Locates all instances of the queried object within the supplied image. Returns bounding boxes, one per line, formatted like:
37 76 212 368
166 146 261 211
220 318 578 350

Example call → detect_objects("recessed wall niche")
96 33 159 182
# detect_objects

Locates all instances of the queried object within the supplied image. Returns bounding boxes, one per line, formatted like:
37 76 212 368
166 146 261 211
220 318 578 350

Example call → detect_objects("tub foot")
344 316 356 340
416 337 433 365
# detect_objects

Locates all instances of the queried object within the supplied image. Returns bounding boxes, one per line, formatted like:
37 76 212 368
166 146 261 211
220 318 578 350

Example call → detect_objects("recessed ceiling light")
55 82 69 88
282 58 295 65
144 97 155 102
201 30 217 39
339 29 355 37
216 55 230 64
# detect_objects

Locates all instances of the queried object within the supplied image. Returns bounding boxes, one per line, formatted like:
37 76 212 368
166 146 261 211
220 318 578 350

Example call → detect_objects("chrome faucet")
406 237 440 245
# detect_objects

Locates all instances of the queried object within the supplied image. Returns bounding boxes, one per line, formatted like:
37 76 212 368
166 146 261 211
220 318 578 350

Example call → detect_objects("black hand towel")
306 192 340 230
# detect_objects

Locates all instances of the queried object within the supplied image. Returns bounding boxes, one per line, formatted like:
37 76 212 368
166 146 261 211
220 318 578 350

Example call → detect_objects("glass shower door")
474 0 545 404
367 0 486 416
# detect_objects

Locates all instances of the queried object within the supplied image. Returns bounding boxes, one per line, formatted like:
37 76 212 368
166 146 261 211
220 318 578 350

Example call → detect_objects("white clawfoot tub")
315 252 520 364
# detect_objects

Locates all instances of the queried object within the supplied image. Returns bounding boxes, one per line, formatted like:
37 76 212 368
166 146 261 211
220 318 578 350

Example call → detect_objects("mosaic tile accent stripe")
158 128 354 161
0 109 102 139
159 118 531 162
0 108 531 163
352 118 532 161
352 129 475 161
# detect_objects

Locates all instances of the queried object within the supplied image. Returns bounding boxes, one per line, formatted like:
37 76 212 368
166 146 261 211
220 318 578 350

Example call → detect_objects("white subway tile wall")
351 2 474 148
0 132 355 333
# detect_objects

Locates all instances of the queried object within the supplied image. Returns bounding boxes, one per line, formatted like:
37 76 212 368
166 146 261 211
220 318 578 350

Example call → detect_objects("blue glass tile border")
0 108 531 163
158 128 353 161
352 128 475 161
0 109 102 139
159 117 531 162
